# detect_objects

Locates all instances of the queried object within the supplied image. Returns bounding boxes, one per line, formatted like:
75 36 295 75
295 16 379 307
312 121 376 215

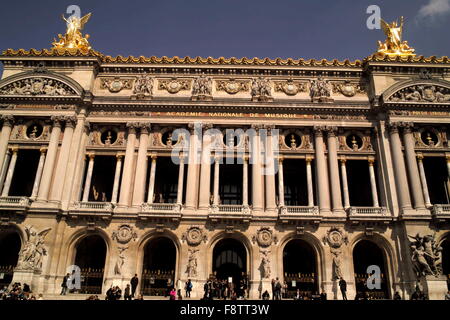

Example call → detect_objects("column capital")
251 124 264 132
50 115 64 128
305 156 313 163
278 156 284 163
9 146 19 154
399 121 415 134
84 120 91 132
39 147 47 154
416 153 424 161
63 116 77 128
313 126 326 137
126 122 139 132
386 121 400 134
138 122 151 133
116 152 125 160
339 158 347 164
446 154 450 163
150 154 158 160
368 157 376 165
324 126 338 136
262 124 276 135
1 115 15 127
87 153 95 160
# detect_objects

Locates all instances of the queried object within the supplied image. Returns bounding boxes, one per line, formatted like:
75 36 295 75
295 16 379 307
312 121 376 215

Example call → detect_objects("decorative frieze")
388 84 450 103
100 77 133 93
216 79 249 94
274 79 307 96
158 78 191 94
0 77 77 96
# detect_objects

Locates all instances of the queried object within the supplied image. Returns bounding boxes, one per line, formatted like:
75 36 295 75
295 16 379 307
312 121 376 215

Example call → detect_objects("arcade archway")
353 240 389 299
0 231 21 288
212 238 248 288
141 237 176 296
283 239 318 298
74 235 106 294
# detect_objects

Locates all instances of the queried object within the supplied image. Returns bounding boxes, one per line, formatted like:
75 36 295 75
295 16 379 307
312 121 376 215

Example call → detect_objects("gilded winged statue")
376 16 415 57
52 13 92 51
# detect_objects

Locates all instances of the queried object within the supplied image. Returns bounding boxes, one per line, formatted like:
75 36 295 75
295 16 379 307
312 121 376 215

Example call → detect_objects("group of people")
0 283 43 300
202 278 249 300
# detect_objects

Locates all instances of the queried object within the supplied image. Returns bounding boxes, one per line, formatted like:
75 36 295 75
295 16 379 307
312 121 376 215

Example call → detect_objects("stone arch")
381 78 450 104
437 231 450 287
350 233 396 299
0 225 25 287
277 232 326 292
0 70 85 98
207 231 253 284
136 229 181 295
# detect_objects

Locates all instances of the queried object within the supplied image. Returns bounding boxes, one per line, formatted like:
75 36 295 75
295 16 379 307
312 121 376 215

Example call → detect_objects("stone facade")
0 47 449 299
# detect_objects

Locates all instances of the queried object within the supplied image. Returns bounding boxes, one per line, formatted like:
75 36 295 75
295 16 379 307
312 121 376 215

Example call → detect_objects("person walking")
60 273 69 295
130 274 139 298
185 279 193 298
338 278 347 300
124 284 132 300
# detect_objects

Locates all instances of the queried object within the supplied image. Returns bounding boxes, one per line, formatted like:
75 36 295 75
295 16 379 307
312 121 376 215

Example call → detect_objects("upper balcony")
0 196 31 213
68 201 114 219
278 205 321 224
138 203 182 221
432 204 450 221
347 206 392 224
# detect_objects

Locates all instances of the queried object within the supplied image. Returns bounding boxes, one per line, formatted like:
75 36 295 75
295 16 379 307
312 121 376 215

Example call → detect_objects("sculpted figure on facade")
114 246 128 275
251 77 273 101
310 77 333 103
0 78 76 96
323 227 348 280
186 249 199 278
376 16 415 57
409 233 443 277
16 226 51 271
192 74 213 100
260 249 271 279
133 74 153 98
388 85 450 103
52 12 92 52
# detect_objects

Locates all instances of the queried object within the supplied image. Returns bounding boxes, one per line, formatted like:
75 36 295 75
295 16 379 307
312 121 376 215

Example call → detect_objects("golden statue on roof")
376 16 415 57
52 12 92 52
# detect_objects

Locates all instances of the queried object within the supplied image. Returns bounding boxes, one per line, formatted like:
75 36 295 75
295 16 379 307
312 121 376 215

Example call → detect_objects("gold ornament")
52 12 92 52
376 16 415 57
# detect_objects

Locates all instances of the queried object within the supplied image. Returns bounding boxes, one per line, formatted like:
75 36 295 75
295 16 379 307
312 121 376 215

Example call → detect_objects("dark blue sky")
1 0 449 76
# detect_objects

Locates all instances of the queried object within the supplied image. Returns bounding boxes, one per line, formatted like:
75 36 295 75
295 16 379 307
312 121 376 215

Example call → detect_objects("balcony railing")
432 204 450 217
141 203 182 213
72 201 114 211
348 207 388 215
209 204 251 215
279 206 319 215
0 196 31 209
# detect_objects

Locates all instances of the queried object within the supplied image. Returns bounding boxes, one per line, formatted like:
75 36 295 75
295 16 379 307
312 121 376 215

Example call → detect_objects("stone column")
306 157 314 207
0 115 14 174
132 123 151 206
387 122 412 210
119 123 137 206
82 153 95 202
447 155 450 179
278 157 285 207
417 154 431 208
340 158 350 209
30 148 47 200
243 155 249 206
326 127 344 213
185 123 202 209
50 116 77 201
1 147 18 196
146 155 157 204
402 123 425 210
0 150 11 193
176 154 185 205
111 153 124 204
37 116 62 201
314 126 331 213
368 158 380 207
264 126 277 211
251 125 263 211
213 155 220 205
198 125 213 209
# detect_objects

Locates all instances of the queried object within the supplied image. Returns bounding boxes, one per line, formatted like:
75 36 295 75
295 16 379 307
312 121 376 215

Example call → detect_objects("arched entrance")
441 236 450 290
141 237 176 296
283 239 318 298
212 238 247 288
0 231 21 288
74 235 106 294
353 240 389 299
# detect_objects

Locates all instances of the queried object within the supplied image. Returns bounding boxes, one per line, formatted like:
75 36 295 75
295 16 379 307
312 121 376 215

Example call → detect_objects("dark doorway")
213 238 247 287
85 156 116 202
282 159 309 206
283 239 318 298
441 237 450 290
9 149 40 197
423 157 449 205
153 157 182 204
218 163 242 204
346 160 374 206
0 231 21 288
142 237 176 296
74 235 106 294
353 240 389 299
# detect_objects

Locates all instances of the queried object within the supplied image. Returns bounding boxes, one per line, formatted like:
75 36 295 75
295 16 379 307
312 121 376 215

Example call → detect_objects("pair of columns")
387 122 426 211
277 157 314 207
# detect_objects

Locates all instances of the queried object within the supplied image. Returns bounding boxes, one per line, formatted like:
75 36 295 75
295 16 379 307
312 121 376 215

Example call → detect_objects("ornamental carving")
133 74 153 98
112 225 137 244
158 78 191 94
274 79 307 96
260 249 271 279
16 226 51 271
186 248 199 278
409 233 443 277
310 77 333 102
181 226 208 246
252 227 278 247
0 78 77 96
100 77 133 93
216 79 249 94
192 74 213 100
323 227 348 280
114 246 128 275
251 77 273 101
331 81 365 97
388 85 450 103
